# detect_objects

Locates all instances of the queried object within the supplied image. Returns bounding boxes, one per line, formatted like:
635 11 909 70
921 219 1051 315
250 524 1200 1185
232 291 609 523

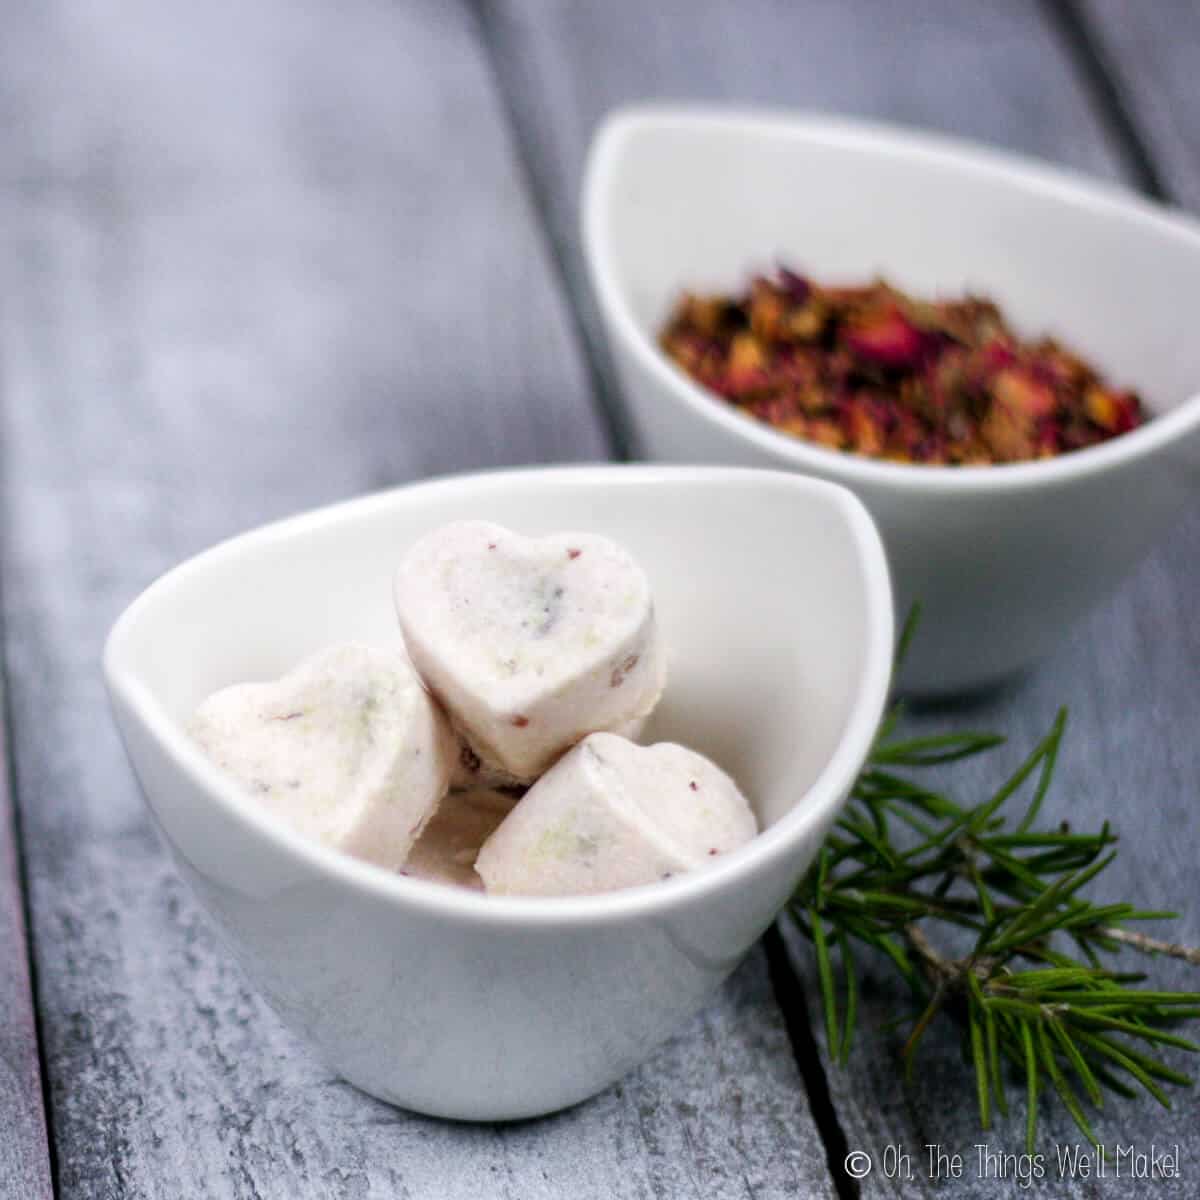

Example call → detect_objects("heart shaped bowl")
104 465 892 1120
583 106 1200 694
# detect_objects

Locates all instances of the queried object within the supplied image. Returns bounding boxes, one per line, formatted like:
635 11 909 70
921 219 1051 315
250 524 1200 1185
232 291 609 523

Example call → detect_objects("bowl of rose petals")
584 105 1200 693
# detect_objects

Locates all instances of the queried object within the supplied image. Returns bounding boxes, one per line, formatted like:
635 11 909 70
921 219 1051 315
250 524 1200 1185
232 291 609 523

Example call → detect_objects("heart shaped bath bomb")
189 643 454 870
395 521 666 782
404 787 521 891
474 732 757 897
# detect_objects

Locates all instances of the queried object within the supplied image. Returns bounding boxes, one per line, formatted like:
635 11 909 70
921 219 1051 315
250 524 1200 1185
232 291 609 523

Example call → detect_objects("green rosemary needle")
792 618 1200 1153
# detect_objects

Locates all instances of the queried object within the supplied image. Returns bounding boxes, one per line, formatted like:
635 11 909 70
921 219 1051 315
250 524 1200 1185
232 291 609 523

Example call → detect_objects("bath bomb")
395 521 666 783
404 787 521 890
190 643 454 870
475 732 757 897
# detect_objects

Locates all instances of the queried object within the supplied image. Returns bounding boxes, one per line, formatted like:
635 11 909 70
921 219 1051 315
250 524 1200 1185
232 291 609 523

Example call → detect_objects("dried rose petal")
992 368 1057 420
975 337 1018 381
845 307 929 369
844 397 885 457
749 281 787 341
681 294 730 338
1085 386 1139 434
778 267 811 304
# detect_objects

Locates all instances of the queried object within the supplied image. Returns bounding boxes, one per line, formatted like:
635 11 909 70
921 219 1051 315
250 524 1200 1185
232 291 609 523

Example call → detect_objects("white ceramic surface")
104 465 893 1120
584 106 1200 694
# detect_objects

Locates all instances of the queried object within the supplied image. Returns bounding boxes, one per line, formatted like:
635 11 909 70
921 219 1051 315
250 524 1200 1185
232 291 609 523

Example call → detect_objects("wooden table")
1 2 1196 1195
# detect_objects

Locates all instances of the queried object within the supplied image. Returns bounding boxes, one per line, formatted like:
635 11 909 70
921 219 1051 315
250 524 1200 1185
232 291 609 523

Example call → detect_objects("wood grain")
483 0 1200 1193
0 0 831 1196
0 675 53 1200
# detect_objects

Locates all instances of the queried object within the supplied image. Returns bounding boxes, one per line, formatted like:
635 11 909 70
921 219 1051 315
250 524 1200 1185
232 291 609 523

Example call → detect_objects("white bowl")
584 106 1200 694
104 465 892 1120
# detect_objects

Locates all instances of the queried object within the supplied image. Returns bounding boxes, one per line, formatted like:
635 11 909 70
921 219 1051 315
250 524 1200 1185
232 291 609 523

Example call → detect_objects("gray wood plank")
482 0 1200 1192
479 0 1130 373
1082 0 1200 208
0 1 831 1196
0 676 53 1200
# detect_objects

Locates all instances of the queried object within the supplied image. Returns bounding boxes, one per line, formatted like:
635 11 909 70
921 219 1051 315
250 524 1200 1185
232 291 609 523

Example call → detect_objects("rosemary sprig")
792 622 1200 1153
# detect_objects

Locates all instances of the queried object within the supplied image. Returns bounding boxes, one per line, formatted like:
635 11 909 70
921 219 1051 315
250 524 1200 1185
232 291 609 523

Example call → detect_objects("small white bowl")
584 106 1200 694
104 465 892 1120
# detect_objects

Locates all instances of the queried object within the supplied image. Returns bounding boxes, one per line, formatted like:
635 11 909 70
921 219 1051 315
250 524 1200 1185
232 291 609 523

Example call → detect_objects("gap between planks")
467 0 635 461
1038 0 1168 199
0 613 55 1197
